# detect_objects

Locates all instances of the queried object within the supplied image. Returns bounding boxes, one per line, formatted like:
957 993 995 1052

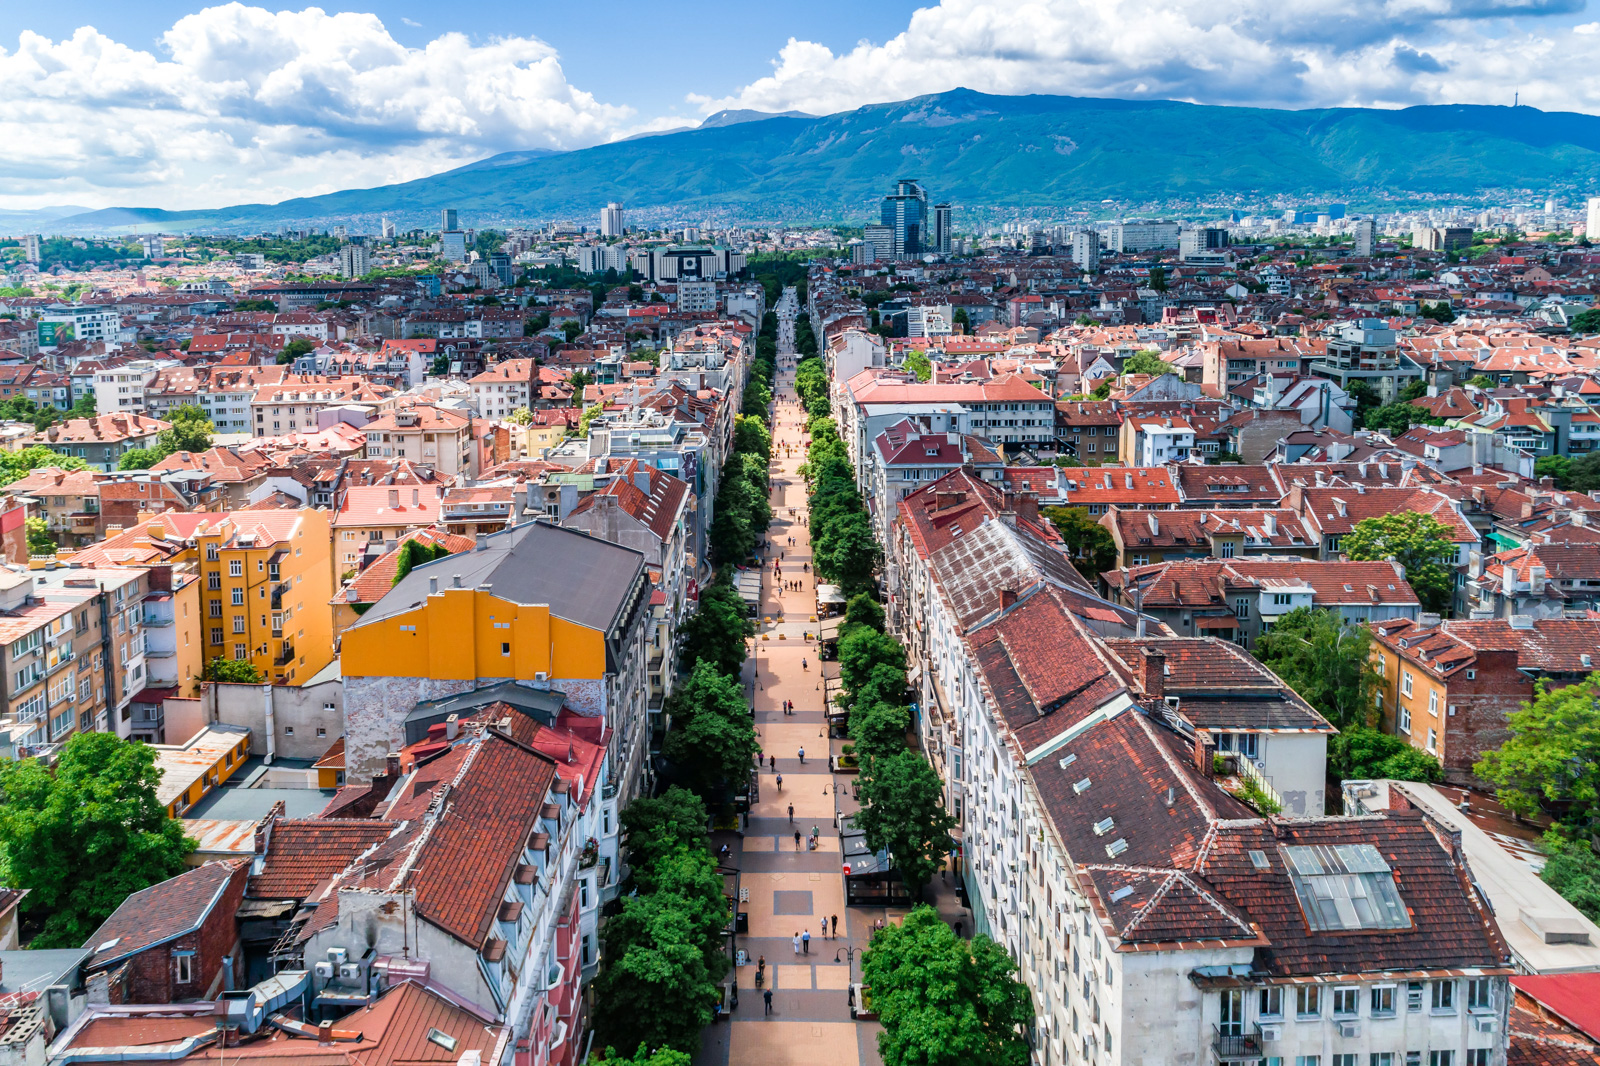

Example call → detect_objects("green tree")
1090 377 1114 400
1042 506 1117 577
156 406 214 456
732 414 771 459
619 788 708 877
117 447 160 471
561 321 583 343
276 337 316 364
1570 452 1600 494
953 308 971 331
1330 726 1444 782
1252 607 1380 730
0 447 87 489
1535 455 1573 489
815 512 881 595
843 592 886 633
861 906 1032 1066
592 1044 692 1066
661 661 759 800
1346 379 1382 427
675 574 752 677
0 732 196 947
205 657 265 684
1568 308 1600 335
1538 836 1600 921
1122 349 1168 377
1467 375 1494 389
578 403 605 438
838 627 907 704
594 893 721 1054
507 407 533 426
903 350 933 382
850 701 910 765
1476 677 1600 828
25 516 55 556
1342 511 1456 615
855 751 956 897
1147 266 1167 292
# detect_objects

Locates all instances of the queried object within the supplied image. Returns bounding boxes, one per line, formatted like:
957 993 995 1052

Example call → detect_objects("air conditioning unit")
1338 1021 1360 1038
534 672 548 682
339 963 362 981
1473 1016 1496 1034
327 947 348 966
314 962 335 979
1259 1025 1282 1042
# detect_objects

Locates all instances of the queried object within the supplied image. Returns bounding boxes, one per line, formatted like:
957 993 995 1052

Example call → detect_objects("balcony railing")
274 643 296 666
1212 1025 1262 1061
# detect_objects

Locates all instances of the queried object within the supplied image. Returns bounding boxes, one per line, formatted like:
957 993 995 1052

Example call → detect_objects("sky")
4 0 1600 212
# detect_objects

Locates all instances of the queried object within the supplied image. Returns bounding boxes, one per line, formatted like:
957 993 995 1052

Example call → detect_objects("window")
1428 690 1438 717
1401 670 1414 697
1259 987 1283 1018
317 727 327 738
1333 987 1358 1016
231 588 244 606
207 572 221 591
229 559 242 577
1400 705 1412 733
233 617 246 634
1467 978 1492 1011
502 642 511 656
1429 1054 1454 1066
1427 728 1438 753
1371 986 1395 1016
176 954 194 984
1466 669 1476 680
1220 541 1235 558
284 725 294 736
1273 593 1293 605
1431 980 1457 1012
1467 1052 1490 1066
1372 1057 1394 1066
1334 1057 1356 1066
1235 597 1251 620
1296 986 1321 1018
580 878 590 908
1296 1058 1320 1066
210 627 223 645
1220 990 1244 1035
233 644 247 661
1407 982 1424 1012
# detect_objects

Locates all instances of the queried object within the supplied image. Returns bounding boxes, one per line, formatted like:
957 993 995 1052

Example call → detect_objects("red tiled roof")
248 819 398 899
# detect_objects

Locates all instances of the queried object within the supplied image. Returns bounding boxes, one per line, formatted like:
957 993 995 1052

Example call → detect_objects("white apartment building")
41 304 125 348
469 359 538 421
677 279 718 313
93 359 175 414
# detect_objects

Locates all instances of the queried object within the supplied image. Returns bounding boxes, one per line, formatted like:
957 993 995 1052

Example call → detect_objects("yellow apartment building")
193 509 334 686
340 522 650 780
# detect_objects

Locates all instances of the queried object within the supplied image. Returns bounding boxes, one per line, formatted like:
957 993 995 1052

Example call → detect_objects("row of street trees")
802 415 881 596
594 316 783 1054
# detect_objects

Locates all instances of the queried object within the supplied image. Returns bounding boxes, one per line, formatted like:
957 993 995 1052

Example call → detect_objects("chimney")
1263 512 1276 536
385 751 401 780
999 587 1018 611
318 1021 335 1046
1287 483 1304 514
1192 729 1215 777
1141 646 1166 701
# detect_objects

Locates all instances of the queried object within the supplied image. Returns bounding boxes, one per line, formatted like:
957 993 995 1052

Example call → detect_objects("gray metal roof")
357 521 647 636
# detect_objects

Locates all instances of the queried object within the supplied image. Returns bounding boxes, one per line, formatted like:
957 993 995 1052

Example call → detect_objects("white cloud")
0 4 631 211
696 0 1600 117
401 17 422 27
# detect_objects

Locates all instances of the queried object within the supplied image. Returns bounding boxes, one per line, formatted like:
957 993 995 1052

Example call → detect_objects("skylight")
1248 850 1270 870
1105 838 1129 858
1093 817 1115 836
1281 844 1411 932
1073 778 1092 795
1109 885 1136 903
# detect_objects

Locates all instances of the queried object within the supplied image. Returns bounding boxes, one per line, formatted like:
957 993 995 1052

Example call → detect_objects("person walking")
831 914 839 938
801 929 810 954
792 932 801 956
769 754 777 771
788 803 794 822
794 829 802 850
797 746 805 764
776 772 783 790
763 987 773 1014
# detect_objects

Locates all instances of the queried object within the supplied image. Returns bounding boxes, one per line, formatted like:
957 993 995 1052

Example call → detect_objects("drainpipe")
262 682 276 765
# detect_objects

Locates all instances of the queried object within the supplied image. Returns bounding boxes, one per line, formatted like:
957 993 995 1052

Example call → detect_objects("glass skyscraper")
881 179 928 258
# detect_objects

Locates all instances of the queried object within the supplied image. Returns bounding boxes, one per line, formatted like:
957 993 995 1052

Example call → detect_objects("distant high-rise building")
1353 219 1377 257
381 217 396 240
332 224 348 239
1587 197 1600 240
140 235 165 260
20 234 40 264
881 179 928 258
1179 227 1230 258
931 203 953 256
338 243 370 279
1109 220 1180 253
862 224 893 263
441 231 467 263
600 203 625 237
1412 226 1473 253
441 208 458 233
1070 231 1100 272
489 252 513 286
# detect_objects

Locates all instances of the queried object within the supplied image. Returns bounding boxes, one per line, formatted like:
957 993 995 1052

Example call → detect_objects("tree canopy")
1252 607 1381 731
0 732 196 947
1476 677 1600 828
661 661 759 801
675 572 752 677
861 906 1032 1066
1121 349 1169 377
855 751 956 896
1042 505 1117 578
1342 511 1456 615
0 447 87 489
903 350 932 382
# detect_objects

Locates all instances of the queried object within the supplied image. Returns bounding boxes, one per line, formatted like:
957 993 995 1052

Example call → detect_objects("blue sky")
3 0 1598 211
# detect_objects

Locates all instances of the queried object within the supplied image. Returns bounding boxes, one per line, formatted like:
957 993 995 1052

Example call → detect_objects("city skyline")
5 0 1600 212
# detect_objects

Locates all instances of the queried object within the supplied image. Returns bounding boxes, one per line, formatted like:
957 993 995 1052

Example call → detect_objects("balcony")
274 642 296 666
270 582 290 610
1213 1026 1262 1061
141 613 173 627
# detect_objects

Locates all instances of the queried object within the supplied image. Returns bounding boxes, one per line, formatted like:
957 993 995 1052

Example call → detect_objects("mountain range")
32 89 1600 234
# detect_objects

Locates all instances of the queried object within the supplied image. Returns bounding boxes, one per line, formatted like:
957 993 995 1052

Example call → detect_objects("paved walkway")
696 356 887 1066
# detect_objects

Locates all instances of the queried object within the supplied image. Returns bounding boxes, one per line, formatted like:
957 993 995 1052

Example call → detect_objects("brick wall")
117 864 247 1003
1440 649 1527 784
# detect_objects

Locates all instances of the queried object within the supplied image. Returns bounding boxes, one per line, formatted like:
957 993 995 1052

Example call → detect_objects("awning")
1196 615 1239 630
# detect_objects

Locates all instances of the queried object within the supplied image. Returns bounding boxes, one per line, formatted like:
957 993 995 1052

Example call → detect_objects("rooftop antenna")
1514 92 1519 107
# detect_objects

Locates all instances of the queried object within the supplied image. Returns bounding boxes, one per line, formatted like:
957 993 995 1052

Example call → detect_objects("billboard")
37 320 74 348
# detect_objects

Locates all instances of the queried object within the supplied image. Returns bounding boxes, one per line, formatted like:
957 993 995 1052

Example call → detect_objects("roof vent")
1072 778 1092 795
